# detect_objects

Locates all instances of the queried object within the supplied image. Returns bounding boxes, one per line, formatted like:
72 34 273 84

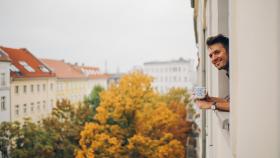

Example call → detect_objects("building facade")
41 59 88 105
88 74 110 93
69 64 109 93
192 0 280 158
143 58 195 93
1 47 56 122
0 49 11 122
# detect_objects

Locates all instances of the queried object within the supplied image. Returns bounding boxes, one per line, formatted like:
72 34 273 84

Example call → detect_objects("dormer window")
19 61 35 72
10 64 20 72
39 65 50 73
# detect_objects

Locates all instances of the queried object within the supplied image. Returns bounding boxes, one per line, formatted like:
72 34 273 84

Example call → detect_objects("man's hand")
194 96 229 111
195 98 214 109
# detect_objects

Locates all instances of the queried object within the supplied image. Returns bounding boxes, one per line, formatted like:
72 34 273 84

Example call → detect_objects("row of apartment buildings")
0 46 116 123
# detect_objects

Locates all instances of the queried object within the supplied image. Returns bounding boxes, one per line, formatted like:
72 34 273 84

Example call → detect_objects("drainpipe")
201 29 207 158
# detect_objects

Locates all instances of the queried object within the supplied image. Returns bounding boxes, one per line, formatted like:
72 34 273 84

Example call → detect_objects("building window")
30 103 34 112
19 61 35 72
50 83 53 91
0 73 5 86
1 96 6 111
23 85 27 93
184 77 188 82
37 84 40 92
15 105 19 116
10 64 20 72
31 84 34 92
37 101 40 112
23 104 27 114
43 84 46 91
43 101 46 110
15 86 19 94
39 65 50 73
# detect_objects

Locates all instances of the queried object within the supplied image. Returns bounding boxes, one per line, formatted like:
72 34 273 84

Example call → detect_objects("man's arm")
195 96 229 112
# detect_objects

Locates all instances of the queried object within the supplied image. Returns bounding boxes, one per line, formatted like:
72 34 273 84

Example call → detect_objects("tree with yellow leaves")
76 72 191 158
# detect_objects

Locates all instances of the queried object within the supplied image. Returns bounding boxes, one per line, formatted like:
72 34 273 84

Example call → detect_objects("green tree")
84 85 104 112
10 119 54 158
0 121 21 158
0 99 95 158
42 99 95 158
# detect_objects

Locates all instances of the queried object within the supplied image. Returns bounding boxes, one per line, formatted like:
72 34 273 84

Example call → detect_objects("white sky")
0 0 196 73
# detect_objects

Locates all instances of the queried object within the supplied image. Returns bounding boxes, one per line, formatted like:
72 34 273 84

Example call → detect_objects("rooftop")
0 46 55 78
144 58 193 65
0 48 11 62
41 59 86 79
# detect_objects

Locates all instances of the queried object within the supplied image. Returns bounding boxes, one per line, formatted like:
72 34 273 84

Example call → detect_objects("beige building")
192 0 280 158
69 64 110 93
88 74 110 92
41 59 88 105
1 47 56 122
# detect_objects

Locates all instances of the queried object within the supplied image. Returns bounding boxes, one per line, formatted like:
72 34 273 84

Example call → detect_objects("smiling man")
195 34 230 112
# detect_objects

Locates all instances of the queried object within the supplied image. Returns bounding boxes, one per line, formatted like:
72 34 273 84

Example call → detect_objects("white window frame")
19 61 35 72
15 105 19 116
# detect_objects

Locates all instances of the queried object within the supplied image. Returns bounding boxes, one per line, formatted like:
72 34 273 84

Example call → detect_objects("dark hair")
206 34 229 53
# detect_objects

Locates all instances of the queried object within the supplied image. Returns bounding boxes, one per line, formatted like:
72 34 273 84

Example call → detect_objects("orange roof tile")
0 46 55 78
88 74 110 79
79 66 99 71
41 59 87 79
68 64 100 76
0 48 11 62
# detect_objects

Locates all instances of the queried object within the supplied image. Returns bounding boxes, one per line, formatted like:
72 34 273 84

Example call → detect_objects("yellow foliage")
136 103 180 139
76 72 188 158
76 123 122 158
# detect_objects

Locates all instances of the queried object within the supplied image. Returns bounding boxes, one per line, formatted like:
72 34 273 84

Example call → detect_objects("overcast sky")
0 0 196 73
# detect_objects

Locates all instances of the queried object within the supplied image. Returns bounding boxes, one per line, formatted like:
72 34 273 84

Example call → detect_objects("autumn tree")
160 88 195 146
76 72 188 158
0 99 95 158
10 119 54 158
42 99 95 158
84 85 104 113
0 121 21 158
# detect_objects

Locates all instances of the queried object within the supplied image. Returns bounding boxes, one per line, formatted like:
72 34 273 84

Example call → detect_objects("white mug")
193 86 207 99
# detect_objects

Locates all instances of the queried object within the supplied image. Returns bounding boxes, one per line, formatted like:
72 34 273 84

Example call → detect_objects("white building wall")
88 78 108 94
195 0 231 158
0 62 11 122
56 79 88 105
144 60 195 94
196 0 280 158
230 0 280 158
11 78 56 122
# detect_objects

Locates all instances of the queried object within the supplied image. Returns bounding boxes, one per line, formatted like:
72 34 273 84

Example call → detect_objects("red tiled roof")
80 66 99 71
88 74 110 79
0 48 11 62
68 64 100 76
41 59 87 79
0 46 55 78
